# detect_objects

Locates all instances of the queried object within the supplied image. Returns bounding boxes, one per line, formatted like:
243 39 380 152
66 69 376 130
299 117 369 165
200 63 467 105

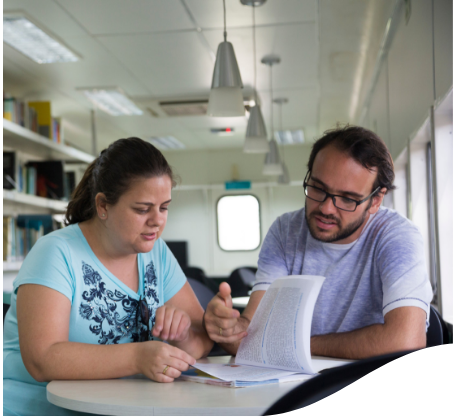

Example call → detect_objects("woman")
3 137 214 415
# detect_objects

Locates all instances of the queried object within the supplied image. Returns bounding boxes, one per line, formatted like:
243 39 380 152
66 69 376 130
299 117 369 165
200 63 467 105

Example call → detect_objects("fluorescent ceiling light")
274 129 305 145
78 88 143 116
3 15 79 64
149 136 186 150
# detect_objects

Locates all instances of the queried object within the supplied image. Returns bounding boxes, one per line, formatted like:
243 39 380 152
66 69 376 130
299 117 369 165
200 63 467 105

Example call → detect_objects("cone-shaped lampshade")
262 139 284 176
208 87 245 117
277 162 290 184
243 104 269 153
208 41 245 117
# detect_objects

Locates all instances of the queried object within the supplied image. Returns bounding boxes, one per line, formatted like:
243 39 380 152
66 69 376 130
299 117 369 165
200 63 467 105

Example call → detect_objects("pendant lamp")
208 0 245 117
278 162 291 184
242 0 269 153
261 54 283 176
262 138 284 175
274 97 291 184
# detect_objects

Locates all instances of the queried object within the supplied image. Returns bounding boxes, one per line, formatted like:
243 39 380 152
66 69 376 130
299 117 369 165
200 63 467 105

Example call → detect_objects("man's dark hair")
307 125 395 194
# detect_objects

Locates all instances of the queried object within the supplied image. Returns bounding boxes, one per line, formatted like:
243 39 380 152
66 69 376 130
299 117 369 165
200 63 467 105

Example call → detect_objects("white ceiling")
3 0 395 155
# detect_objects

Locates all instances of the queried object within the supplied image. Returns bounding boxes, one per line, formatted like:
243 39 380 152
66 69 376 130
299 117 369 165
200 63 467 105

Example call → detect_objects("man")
204 125 432 359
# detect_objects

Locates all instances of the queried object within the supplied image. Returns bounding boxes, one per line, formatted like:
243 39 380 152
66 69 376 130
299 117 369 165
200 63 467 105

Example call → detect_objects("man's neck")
331 211 374 245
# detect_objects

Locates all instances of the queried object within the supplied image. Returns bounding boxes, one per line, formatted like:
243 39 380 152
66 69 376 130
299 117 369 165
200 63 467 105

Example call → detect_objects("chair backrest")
227 267 257 297
182 267 206 284
263 350 415 415
238 267 257 286
426 305 448 347
187 278 215 310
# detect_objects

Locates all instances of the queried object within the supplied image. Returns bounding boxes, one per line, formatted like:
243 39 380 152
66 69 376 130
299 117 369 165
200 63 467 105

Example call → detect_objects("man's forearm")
311 322 426 360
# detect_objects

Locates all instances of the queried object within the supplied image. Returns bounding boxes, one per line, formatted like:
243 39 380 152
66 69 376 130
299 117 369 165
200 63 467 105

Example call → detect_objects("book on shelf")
3 151 17 190
27 101 52 139
27 160 65 200
180 276 353 388
3 94 39 132
3 95 64 141
3 153 68 200
64 171 76 200
3 215 62 262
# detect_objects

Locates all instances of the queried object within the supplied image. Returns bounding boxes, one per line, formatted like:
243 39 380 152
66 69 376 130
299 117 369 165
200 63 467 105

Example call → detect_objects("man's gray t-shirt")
253 206 433 335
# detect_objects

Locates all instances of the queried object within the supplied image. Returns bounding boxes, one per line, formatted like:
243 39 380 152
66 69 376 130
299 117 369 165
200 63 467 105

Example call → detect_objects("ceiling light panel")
3 16 79 64
149 136 186 150
79 88 143 116
274 129 305 145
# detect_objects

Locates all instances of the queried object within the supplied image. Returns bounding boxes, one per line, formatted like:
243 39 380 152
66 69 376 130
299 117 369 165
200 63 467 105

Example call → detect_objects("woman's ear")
95 193 108 219
368 188 387 214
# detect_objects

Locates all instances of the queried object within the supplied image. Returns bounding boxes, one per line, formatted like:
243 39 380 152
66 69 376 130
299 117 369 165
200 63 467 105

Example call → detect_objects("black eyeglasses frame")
303 171 380 212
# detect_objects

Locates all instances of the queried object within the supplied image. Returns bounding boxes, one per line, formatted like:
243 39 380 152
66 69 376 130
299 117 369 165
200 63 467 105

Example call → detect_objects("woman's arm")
17 284 195 383
152 281 214 359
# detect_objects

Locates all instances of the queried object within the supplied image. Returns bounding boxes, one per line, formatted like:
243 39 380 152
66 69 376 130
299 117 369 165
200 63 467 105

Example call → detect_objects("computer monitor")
165 241 188 269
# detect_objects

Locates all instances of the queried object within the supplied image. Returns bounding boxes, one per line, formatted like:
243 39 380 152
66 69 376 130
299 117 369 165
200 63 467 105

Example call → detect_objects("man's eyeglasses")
135 296 151 342
303 171 380 212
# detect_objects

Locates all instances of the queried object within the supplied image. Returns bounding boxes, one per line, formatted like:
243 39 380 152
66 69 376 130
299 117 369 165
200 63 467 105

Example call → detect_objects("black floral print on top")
79 261 160 344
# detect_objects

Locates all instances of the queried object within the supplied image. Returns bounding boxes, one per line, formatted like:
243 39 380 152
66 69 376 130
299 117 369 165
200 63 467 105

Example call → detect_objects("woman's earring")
102 213 105 217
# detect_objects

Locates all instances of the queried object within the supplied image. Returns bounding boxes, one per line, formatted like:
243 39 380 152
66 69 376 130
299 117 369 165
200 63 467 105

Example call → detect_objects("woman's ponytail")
64 158 98 225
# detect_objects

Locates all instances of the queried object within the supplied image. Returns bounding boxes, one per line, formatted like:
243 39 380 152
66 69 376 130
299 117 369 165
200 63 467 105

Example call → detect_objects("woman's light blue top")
3 223 186 415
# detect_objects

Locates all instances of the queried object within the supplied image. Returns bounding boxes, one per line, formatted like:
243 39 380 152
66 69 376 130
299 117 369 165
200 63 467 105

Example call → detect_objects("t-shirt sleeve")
376 221 433 327
159 240 187 303
253 217 289 293
13 234 75 303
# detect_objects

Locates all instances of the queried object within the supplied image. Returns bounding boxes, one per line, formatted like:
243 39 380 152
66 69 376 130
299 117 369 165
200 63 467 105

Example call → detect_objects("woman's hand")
152 305 192 342
137 340 196 383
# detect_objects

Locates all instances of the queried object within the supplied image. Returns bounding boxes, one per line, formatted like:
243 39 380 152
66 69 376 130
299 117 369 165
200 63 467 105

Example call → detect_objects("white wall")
433 90 453 323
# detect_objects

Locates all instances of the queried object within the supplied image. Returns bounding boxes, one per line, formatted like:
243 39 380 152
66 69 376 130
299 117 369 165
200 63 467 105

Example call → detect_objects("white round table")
47 356 305 416
232 296 250 309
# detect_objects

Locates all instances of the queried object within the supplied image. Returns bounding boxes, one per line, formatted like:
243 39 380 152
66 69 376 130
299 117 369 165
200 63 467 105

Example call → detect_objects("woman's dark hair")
65 137 177 225
307 124 395 194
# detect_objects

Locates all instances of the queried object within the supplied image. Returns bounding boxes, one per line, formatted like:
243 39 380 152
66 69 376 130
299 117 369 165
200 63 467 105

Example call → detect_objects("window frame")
215 193 262 252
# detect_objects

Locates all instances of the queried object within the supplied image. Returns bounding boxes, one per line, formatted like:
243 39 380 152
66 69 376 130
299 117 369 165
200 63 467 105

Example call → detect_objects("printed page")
191 362 306 382
236 275 325 374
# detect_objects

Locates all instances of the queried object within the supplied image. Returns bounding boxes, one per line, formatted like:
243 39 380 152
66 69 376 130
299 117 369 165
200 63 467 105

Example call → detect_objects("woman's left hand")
151 305 192 342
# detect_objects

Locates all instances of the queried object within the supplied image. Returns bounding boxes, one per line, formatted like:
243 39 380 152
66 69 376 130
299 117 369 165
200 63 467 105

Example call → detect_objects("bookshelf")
3 118 94 291
3 118 94 163
3 261 23 272
3 189 68 211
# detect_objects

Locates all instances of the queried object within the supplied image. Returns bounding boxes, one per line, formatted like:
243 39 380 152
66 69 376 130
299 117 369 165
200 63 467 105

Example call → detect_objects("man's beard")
305 202 369 243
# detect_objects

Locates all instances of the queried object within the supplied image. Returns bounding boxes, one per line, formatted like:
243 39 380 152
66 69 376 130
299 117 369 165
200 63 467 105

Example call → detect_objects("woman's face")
103 175 172 255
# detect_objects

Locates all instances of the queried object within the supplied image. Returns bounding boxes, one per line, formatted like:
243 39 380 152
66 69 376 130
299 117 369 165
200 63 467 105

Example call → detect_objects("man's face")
305 145 383 244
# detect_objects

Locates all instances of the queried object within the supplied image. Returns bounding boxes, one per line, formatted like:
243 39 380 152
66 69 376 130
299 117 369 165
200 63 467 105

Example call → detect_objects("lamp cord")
279 102 285 162
253 5 257 96
223 0 227 41
269 64 274 139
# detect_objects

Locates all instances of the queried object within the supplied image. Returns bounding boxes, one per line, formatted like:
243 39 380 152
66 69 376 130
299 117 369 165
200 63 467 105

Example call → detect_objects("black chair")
186 277 228 357
4 303 10 323
227 267 257 297
426 304 450 347
263 350 415 415
182 266 220 293
187 278 215 310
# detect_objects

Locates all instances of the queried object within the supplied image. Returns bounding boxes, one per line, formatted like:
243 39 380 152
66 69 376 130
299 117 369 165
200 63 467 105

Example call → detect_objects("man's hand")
203 282 250 344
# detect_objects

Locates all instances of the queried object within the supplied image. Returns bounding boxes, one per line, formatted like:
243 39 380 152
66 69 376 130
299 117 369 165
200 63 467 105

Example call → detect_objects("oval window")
217 195 261 251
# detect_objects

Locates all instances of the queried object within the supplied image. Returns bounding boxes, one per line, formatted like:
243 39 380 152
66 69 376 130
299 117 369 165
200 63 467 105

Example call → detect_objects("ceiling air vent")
158 100 208 117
